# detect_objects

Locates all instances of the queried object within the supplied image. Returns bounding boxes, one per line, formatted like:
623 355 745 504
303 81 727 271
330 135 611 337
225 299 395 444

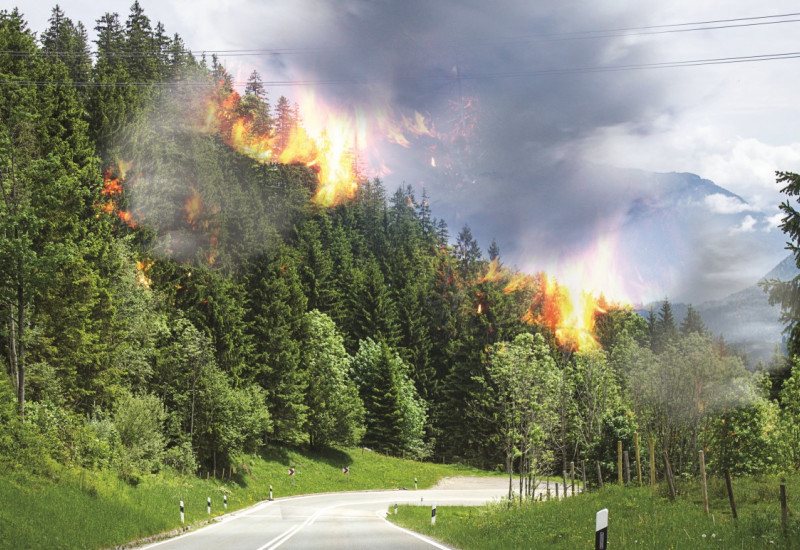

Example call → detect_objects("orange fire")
201 85 358 208
532 275 603 352
476 261 608 351
98 163 137 229
184 187 203 229
136 260 152 288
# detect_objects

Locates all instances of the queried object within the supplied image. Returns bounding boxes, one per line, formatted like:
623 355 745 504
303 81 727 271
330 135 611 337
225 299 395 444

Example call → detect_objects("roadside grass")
0 446 494 550
390 474 800 550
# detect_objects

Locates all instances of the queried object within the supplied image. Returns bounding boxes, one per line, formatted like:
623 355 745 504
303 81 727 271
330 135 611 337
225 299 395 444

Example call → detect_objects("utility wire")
3 50 799 88
3 10 800 58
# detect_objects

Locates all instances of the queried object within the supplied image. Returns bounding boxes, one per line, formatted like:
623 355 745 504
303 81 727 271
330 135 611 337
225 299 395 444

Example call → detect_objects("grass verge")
0 446 493 549
389 474 800 549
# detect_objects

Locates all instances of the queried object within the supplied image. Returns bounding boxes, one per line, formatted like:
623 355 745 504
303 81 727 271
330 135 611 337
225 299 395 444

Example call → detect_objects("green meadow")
390 475 800 550
0 447 491 550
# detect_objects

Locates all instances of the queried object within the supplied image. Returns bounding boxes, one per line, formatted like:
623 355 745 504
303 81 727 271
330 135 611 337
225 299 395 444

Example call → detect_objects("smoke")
93 0 793 301
234 2 704 295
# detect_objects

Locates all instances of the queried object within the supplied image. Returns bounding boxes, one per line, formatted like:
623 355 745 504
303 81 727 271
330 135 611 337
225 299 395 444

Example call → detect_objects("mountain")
641 255 796 365
696 255 796 363
482 165 788 306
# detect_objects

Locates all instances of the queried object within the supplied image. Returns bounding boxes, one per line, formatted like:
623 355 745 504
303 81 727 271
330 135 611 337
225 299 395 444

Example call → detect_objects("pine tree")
454 224 483 281
351 338 425 455
763 171 800 357
652 299 678 353
487 239 500 262
40 6 92 88
680 304 707 336
242 69 272 135
88 12 132 161
1 9 115 415
274 96 294 153
244 247 309 445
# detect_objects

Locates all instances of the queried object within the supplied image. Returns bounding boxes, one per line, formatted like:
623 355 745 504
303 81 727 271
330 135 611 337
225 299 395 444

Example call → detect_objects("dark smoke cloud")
250 1 672 264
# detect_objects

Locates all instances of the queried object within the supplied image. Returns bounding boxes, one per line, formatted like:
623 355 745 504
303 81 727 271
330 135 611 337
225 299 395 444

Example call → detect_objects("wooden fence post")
649 439 656 490
663 450 676 500
724 471 737 521
570 462 575 496
623 451 631 484
596 461 604 489
699 450 709 516
617 441 623 486
780 481 788 537
581 460 587 492
634 432 642 487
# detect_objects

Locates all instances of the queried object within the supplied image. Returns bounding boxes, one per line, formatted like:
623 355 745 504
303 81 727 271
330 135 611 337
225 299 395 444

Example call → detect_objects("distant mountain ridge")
641 254 797 365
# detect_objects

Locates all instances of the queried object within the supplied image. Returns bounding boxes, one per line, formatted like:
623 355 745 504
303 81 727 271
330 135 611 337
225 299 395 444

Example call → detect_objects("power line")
4 10 800 59
2 49 799 88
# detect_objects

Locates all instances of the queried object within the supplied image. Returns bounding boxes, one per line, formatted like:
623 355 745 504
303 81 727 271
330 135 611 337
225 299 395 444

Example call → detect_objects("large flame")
477 259 615 351
201 85 360 208
199 79 445 208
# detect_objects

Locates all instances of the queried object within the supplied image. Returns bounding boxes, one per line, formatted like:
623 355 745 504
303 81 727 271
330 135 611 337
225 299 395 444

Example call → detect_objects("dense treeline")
2 4 800 488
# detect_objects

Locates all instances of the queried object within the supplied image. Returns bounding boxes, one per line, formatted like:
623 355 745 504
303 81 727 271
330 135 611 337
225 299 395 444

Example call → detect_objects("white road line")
375 510 452 550
256 498 464 550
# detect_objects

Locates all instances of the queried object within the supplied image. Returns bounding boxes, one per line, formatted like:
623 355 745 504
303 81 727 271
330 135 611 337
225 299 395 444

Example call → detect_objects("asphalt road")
140 478 518 550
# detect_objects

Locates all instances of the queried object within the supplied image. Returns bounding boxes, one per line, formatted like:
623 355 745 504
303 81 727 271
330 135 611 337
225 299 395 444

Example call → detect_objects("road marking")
256 498 471 550
376 510 452 549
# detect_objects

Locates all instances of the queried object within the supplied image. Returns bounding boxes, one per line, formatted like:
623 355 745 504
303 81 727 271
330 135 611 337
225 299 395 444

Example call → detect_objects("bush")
113 391 167 477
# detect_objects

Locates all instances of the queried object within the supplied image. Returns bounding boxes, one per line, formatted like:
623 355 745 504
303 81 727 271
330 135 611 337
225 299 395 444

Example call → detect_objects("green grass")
0 446 494 550
389 475 800 549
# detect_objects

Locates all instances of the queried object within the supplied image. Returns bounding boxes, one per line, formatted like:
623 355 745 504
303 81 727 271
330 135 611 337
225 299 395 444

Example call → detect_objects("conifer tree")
680 304 707 336
244 247 308 445
40 6 92 87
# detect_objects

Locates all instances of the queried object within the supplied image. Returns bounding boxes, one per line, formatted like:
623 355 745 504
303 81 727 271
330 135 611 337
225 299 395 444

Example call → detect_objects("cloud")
704 193 750 214
731 214 757 234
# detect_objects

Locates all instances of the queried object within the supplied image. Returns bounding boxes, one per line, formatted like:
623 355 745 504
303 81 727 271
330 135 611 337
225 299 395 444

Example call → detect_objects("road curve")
139 478 513 550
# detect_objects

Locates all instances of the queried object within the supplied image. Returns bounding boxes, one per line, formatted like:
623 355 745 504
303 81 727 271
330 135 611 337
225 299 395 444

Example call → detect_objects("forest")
3 4 800 490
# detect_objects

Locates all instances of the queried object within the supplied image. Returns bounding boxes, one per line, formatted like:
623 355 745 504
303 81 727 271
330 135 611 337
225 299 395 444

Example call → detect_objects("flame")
136 260 152 288
476 260 611 351
402 111 435 137
201 84 358 208
479 259 503 284
98 162 137 228
536 275 602 352
184 187 203 229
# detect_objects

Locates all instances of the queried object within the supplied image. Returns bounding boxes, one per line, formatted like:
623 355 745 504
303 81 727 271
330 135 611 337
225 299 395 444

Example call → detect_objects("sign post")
269 484 273 501
180 500 184 524
431 504 436 526
288 468 295 485
207 497 211 515
595 508 608 550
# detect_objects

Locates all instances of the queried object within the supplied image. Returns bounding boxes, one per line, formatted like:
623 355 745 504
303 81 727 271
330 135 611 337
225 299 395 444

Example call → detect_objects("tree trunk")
507 454 513 502
7 304 18 393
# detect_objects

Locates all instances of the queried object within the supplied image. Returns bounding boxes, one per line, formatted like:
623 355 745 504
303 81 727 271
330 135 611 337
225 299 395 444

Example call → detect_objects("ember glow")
136 260 153 288
98 163 136 228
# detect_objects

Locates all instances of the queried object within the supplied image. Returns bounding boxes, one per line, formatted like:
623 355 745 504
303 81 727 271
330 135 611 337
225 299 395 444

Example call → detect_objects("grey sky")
18 0 800 303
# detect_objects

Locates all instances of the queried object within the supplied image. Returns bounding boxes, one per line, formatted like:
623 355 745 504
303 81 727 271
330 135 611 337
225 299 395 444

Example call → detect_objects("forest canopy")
1 5 797 485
